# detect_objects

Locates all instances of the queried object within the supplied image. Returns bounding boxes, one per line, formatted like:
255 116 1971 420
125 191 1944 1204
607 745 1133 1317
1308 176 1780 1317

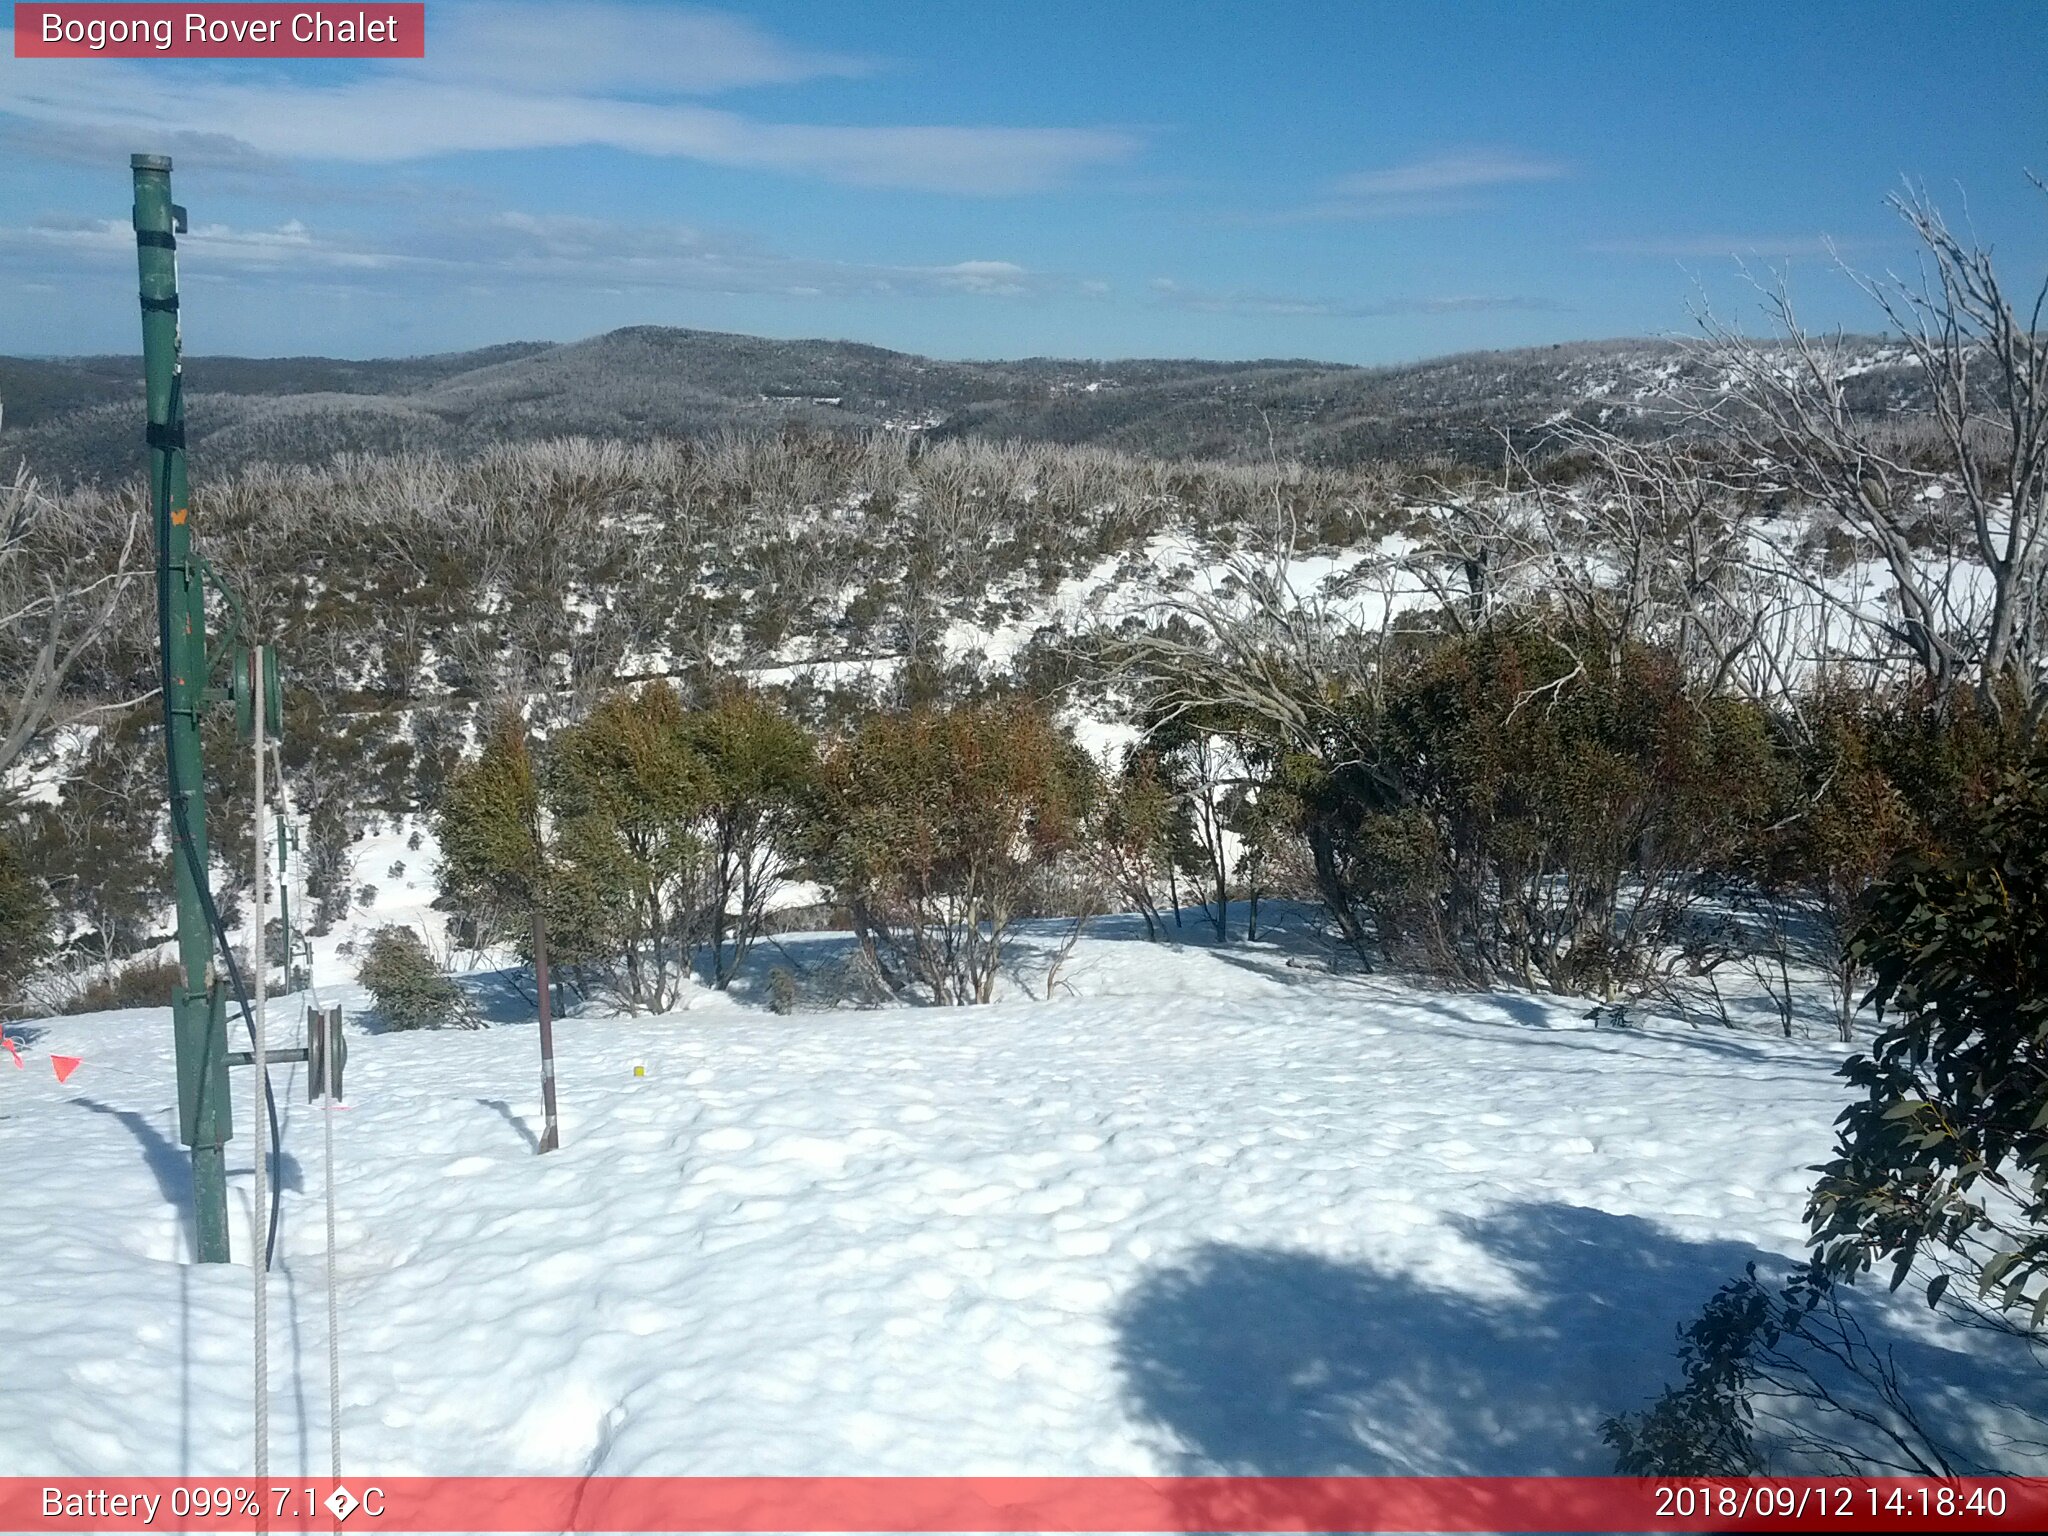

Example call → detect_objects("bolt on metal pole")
134 152 233 1262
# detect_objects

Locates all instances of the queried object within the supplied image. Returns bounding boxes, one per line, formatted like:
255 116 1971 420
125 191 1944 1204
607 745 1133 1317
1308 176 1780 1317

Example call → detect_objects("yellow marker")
633 1064 646 1078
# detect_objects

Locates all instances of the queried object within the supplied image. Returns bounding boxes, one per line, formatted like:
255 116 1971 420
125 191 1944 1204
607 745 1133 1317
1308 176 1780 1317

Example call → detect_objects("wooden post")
533 907 560 1153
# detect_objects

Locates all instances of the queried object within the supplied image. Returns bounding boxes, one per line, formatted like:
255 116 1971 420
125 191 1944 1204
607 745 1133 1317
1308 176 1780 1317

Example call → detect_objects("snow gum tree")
437 708 548 943
1 466 143 780
1612 766 2048 1477
546 685 713 1014
1082 748 1175 941
441 686 819 1007
1700 185 2048 726
1756 683 2035 1040
813 702 1091 1004
688 686 818 989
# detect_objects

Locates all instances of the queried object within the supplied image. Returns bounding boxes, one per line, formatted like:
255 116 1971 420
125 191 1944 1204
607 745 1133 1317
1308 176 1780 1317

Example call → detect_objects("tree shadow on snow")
1113 1201 2038 1486
1083 901 1355 960
1390 995 1797 1067
476 1096 540 1152
1199 948 1339 991
450 966 545 1027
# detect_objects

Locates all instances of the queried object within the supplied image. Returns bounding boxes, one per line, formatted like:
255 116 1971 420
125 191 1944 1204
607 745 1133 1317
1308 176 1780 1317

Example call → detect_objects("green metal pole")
134 153 232 1264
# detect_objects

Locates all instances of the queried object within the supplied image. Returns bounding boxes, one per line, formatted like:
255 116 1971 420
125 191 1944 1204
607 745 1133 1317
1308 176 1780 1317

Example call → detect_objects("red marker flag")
1 1033 20 1068
50 1054 81 1084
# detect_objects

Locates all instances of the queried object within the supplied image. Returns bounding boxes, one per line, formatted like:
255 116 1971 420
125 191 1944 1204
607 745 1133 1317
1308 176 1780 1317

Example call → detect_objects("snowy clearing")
5 916 2041 1480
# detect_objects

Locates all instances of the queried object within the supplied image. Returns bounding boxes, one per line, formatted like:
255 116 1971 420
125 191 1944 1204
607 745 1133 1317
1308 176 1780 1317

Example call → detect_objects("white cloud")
1332 150 1568 200
0 207 1087 302
0 11 1136 194
460 218 1080 299
5 214 404 269
431 3 873 94
934 260 1034 295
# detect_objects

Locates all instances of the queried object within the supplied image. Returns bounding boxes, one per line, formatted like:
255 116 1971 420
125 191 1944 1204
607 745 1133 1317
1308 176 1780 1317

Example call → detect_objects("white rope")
269 738 342 1479
323 1031 341 1481
250 646 270 1484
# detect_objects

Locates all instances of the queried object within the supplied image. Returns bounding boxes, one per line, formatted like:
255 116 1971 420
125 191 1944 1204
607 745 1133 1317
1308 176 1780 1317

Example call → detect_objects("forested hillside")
1 327 1926 486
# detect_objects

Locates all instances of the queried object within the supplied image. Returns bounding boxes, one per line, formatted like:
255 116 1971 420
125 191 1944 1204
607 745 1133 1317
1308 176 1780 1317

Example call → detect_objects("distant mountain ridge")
0 325 1911 485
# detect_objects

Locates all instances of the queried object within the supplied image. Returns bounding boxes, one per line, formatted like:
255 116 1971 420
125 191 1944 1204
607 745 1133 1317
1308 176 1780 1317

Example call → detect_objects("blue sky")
1 0 2043 362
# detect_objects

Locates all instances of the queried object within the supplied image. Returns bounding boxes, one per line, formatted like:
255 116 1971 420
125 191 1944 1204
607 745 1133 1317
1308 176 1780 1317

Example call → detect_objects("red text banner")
3 1477 2047 1533
13 5 425 59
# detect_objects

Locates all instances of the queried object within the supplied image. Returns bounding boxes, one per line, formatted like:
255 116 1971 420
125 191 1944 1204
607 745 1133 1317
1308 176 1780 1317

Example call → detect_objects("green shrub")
57 955 184 1015
688 686 818 988
1603 1262 1981 1476
1754 683 2039 1039
0 833 52 1006
547 684 714 1013
357 925 467 1030
1350 634 1781 994
812 702 1092 1004
1809 769 2048 1320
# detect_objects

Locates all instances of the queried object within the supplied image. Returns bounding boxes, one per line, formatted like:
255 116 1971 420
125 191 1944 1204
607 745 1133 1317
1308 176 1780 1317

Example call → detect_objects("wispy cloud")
1250 148 1570 223
0 8 1136 194
0 208 1092 302
432 3 874 94
0 116 278 171
1148 277 1563 319
461 215 1083 299
5 214 403 269
1331 150 1569 200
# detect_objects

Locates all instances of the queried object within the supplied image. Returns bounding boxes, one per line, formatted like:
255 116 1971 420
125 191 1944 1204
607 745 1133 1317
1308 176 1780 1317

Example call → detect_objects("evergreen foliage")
688 687 818 988
1083 749 1176 941
0 829 51 1005
55 955 183 1015
812 702 1091 1004
1301 634 1782 993
1602 1262 1977 1477
1809 769 2048 1324
20 713 167 964
437 708 546 938
436 685 816 1009
357 924 467 1031
547 685 713 1013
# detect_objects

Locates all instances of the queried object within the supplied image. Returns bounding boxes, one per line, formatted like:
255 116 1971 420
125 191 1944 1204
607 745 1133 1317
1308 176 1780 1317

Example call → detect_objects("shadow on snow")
1113 1200 2041 1479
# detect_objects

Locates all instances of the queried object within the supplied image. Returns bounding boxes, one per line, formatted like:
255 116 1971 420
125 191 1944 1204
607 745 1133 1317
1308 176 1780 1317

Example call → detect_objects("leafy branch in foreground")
1809 769 2048 1325
1602 1262 1996 1477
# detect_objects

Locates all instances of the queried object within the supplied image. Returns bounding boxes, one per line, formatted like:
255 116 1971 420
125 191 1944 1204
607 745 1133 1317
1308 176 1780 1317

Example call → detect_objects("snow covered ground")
2 911 2040 1479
